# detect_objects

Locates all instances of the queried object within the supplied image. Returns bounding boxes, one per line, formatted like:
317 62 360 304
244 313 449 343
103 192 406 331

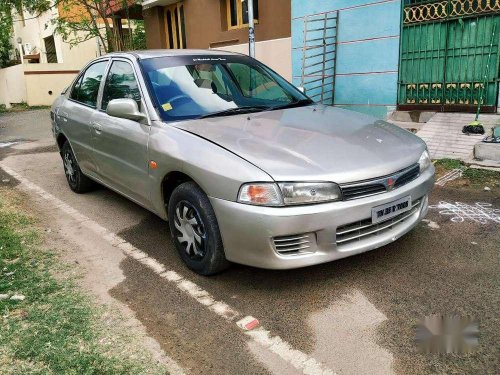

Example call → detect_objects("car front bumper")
210 166 435 269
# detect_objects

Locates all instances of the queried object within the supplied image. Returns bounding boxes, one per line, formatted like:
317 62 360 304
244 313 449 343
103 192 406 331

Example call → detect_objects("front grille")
273 233 315 255
335 199 421 247
394 164 420 188
340 164 420 200
341 183 386 200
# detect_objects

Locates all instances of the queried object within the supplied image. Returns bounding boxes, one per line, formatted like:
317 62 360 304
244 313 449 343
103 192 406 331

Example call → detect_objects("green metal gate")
398 0 500 112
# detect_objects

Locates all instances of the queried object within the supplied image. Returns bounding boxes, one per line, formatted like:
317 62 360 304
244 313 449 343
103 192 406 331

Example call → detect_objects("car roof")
104 49 245 60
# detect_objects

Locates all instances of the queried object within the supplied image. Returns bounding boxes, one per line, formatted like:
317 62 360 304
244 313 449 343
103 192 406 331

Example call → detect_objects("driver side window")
101 61 141 111
227 63 291 102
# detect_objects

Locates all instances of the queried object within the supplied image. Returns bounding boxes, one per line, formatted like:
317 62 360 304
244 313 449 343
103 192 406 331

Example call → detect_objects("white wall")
0 63 79 107
24 64 79 106
12 6 99 68
214 37 292 82
0 64 27 107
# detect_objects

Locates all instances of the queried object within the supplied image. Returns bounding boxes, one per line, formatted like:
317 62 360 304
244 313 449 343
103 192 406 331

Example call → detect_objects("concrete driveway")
1 110 499 375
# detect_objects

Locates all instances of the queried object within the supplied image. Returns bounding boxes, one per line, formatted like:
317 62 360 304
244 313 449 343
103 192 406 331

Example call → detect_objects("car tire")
168 181 230 275
61 141 95 194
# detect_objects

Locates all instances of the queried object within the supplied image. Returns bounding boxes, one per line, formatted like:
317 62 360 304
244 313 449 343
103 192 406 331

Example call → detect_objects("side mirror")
297 86 306 94
106 98 147 122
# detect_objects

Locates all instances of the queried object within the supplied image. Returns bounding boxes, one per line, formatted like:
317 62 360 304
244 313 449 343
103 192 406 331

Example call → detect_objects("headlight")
238 183 283 206
418 149 431 172
238 182 342 206
278 182 342 205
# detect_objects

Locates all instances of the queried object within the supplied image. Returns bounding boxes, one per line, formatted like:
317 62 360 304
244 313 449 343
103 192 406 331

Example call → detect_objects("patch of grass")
0 193 166 374
462 167 500 183
0 102 50 113
433 158 500 189
434 158 464 170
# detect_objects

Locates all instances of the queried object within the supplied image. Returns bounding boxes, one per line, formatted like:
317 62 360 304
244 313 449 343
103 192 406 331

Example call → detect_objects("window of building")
44 35 58 63
164 3 186 49
101 60 141 110
226 0 259 30
70 61 107 107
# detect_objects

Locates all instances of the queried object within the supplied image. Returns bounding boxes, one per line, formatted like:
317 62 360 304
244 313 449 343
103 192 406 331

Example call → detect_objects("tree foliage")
0 16 13 68
0 0 145 66
0 0 53 67
53 0 144 53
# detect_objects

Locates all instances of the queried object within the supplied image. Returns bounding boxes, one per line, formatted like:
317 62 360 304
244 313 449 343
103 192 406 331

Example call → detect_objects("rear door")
59 60 109 174
91 58 151 205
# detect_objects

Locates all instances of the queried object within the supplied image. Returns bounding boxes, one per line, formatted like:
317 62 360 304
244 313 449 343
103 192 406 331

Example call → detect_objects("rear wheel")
168 181 229 275
61 141 95 193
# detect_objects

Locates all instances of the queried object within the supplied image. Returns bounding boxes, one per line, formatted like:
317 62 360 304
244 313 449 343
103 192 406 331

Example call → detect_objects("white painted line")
0 142 18 148
1 164 336 375
435 168 463 186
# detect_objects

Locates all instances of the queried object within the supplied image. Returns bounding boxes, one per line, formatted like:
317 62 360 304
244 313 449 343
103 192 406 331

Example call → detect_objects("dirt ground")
1 109 499 375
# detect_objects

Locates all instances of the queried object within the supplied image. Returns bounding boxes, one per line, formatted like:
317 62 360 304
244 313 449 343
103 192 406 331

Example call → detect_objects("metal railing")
300 11 338 105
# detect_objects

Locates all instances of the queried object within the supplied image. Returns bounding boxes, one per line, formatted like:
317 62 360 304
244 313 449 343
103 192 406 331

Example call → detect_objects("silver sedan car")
51 50 434 275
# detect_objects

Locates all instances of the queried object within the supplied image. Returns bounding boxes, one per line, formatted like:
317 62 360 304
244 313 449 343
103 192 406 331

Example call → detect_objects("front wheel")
168 182 229 275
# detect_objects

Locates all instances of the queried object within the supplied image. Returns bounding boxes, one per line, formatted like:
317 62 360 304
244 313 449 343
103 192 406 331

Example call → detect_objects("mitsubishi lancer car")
51 50 434 275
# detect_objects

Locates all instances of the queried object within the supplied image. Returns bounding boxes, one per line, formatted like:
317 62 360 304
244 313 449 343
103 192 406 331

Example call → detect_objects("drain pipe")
248 0 256 58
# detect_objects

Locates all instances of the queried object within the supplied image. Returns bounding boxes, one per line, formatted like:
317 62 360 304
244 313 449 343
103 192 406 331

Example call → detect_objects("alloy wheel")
174 201 207 260
63 151 76 185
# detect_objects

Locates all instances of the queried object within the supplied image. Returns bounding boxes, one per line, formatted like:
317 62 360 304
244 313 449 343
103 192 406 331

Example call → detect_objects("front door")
92 59 151 206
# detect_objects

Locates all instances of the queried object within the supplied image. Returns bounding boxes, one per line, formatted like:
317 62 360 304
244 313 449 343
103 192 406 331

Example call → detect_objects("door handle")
59 111 69 122
91 122 103 134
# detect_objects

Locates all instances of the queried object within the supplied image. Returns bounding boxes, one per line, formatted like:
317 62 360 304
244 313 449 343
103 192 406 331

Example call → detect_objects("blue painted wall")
292 0 402 118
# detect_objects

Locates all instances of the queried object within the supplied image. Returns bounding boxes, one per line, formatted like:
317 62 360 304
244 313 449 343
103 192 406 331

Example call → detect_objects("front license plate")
371 196 412 224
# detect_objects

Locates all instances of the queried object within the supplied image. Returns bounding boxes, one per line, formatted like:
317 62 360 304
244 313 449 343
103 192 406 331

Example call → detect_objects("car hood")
172 105 427 183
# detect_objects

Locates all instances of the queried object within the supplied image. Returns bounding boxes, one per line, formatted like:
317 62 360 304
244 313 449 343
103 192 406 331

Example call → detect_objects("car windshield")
139 55 312 121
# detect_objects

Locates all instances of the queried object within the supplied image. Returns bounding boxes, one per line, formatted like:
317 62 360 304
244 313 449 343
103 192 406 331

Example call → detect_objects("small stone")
10 294 25 301
4 271 14 277
0 294 9 300
484 186 491 191
45 228 52 233
471 242 478 245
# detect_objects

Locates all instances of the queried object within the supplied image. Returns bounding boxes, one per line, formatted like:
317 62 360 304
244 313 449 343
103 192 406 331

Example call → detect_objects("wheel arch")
161 170 200 210
56 132 68 154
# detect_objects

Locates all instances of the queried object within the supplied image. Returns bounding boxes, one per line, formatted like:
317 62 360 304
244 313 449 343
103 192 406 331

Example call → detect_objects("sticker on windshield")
162 103 173 111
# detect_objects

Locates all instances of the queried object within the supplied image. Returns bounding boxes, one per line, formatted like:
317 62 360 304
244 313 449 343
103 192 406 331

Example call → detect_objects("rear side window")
70 61 107 107
101 61 141 110
69 75 83 101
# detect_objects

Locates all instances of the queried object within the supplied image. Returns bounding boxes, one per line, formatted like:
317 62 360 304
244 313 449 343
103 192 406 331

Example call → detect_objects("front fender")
147 121 274 219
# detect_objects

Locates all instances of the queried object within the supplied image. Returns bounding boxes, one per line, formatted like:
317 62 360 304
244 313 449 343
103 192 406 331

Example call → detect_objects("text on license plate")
371 196 412 224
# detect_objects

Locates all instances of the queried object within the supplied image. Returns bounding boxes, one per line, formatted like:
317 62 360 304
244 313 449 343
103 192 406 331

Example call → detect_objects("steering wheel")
167 94 191 107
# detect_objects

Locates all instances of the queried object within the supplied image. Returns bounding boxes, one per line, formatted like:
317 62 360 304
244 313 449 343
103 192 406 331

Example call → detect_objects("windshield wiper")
268 98 314 111
199 105 269 119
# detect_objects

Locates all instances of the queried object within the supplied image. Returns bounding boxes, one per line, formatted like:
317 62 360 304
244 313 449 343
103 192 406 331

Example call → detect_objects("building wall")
215 37 292 81
0 63 79 107
0 65 26 107
12 6 99 67
291 0 402 118
185 0 290 48
24 64 79 106
145 0 291 49
143 0 292 78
